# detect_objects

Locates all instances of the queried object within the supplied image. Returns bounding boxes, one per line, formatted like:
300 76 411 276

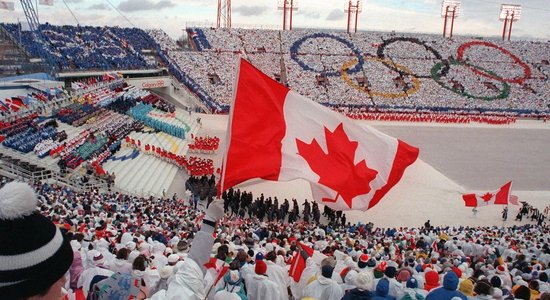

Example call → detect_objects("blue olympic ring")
290 33 364 77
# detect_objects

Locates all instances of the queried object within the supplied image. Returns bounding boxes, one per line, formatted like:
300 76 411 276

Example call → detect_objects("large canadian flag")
462 181 512 207
222 59 419 211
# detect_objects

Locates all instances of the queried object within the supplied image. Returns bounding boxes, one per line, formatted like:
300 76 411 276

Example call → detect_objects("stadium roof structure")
56 68 167 79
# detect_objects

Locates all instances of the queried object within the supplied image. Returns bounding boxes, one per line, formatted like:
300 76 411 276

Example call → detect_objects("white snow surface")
187 113 550 228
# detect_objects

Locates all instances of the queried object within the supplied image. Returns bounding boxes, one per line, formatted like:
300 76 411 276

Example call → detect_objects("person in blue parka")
425 271 467 300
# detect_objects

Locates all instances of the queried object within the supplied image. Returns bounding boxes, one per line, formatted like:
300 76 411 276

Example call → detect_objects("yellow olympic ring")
341 57 421 99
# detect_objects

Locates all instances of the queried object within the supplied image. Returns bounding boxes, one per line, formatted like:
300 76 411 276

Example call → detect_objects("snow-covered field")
178 113 550 228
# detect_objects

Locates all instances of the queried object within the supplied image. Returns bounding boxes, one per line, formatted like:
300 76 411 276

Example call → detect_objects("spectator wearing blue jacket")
372 278 396 300
425 271 467 300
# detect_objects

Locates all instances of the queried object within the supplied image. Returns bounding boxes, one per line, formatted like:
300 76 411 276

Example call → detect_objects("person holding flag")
502 207 508 221
462 181 513 208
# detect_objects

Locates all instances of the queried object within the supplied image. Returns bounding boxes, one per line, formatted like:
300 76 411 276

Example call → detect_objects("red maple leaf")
481 192 493 202
296 123 378 208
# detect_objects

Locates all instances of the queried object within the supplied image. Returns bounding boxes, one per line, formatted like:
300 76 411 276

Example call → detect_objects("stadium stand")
2 24 548 116
1 23 158 71
152 27 550 116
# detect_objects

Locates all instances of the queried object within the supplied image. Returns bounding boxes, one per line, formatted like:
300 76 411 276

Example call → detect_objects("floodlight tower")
499 4 521 41
441 0 460 38
217 0 231 28
345 0 362 34
278 0 298 31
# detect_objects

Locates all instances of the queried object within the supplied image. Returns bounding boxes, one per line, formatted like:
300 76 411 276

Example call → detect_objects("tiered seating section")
5 23 547 116
51 106 138 169
150 28 550 116
2 118 57 153
2 24 157 71
0 76 201 195
1 89 62 117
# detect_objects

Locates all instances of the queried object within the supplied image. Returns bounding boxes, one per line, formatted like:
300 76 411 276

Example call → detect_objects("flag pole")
503 181 512 227
219 55 243 200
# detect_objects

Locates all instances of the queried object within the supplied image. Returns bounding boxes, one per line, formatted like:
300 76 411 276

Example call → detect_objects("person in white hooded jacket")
150 200 225 300
302 264 344 300
290 257 319 299
265 250 290 299
246 259 283 300
104 248 133 274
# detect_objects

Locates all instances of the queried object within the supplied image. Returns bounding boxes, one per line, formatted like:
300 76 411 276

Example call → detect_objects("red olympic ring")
456 41 531 84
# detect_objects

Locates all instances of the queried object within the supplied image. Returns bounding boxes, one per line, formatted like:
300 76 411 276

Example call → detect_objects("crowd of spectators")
3 23 548 116
55 109 138 170
0 177 548 300
2 116 58 153
151 27 550 116
1 23 157 71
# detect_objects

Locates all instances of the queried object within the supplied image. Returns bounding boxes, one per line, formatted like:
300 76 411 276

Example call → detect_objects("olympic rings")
431 59 511 101
377 37 450 78
290 33 364 76
341 57 421 99
288 35 530 102
457 41 532 84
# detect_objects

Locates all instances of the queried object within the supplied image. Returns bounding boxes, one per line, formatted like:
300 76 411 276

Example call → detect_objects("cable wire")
104 0 136 27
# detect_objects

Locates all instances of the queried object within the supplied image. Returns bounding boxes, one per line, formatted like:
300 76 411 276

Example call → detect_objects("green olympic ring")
431 60 510 101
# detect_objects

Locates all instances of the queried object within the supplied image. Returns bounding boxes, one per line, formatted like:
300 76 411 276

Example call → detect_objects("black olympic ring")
377 37 450 79
290 33 364 77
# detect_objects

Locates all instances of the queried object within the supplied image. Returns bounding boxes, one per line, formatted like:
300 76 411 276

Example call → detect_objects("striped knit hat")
0 182 74 299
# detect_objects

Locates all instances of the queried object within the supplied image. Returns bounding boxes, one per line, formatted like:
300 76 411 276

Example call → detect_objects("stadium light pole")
441 0 460 38
499 4 521 41
217 0 231 28
278 0 298 31
345 0 362 34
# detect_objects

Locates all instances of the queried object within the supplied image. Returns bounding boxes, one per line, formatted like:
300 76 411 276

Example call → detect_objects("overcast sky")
1 0 549 40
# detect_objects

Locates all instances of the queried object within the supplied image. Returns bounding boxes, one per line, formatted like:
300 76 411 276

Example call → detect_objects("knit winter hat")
374 268 385 279
385 266 397 278
459 278 474 296
490 275 502 288
357 253 370 269
397 269 412 282
255 252 264 261
355 271 375 291
496 264 506 274
451 266 462 278
255 260 267 275
367 258 377 268
321 264 334 279
0 182 74 299
406 277 418 289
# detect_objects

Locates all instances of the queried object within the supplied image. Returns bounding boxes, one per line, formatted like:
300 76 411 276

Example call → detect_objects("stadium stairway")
102 131 186 197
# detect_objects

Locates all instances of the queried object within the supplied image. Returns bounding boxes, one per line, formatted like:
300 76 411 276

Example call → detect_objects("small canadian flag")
462 181 512 207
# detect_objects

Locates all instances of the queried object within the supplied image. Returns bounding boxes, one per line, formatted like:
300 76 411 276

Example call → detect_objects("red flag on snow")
222 59 419 211
462 181 512 207
289 242 327 282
